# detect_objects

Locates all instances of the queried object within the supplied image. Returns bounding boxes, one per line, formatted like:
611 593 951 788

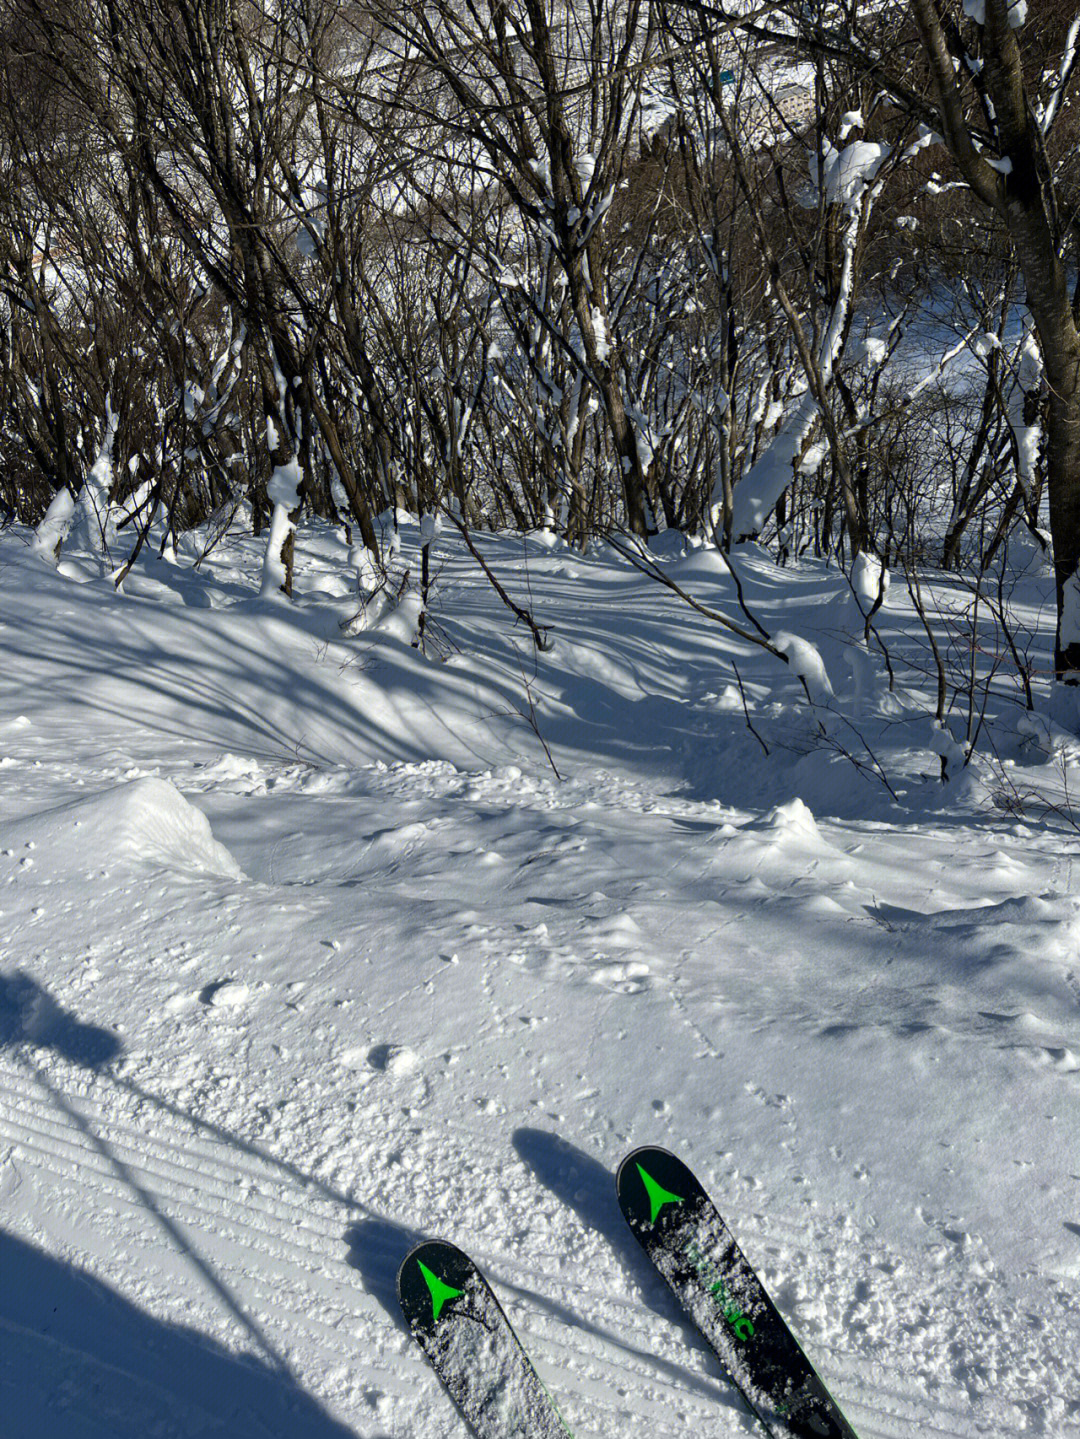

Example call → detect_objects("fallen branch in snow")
441 508 552 653
604 533 781 656
605 532 830 716
985 739 1080 832
484 666 562 781
114 476 165 590
191 495 246 569
608 534 910 796
813 708 901 803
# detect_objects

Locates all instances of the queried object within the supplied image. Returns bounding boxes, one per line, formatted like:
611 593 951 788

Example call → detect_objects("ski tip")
615 1145 685 1195
396 1239 475 1331
618 1144 679 1172
616 1146 709 1228
397 1239 472 1283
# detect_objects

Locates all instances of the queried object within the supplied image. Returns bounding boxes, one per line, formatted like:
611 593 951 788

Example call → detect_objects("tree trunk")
1045 357 1080 676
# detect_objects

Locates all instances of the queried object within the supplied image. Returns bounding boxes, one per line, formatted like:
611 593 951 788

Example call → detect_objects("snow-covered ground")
1 517 1078 1437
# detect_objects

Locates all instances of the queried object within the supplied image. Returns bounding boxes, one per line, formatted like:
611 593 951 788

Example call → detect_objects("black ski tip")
617 1144 682 1186
616 1145 708 1230
397 1239 476 1336
617 1149 861 1439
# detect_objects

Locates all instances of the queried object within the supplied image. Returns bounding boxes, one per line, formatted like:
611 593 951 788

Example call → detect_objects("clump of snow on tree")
375 590 422 646
772 631 834 702
961 0 1027 26
68 401 120 564
260 417 302 598
851 551 889 617
850 334 887 368
846 641 893 719
808 140 890 213
1010 326 1043 491
32 487 76 566
929 719 968 780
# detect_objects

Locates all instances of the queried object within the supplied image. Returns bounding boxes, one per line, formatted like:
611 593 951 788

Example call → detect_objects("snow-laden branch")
1006 321 1043 498
961 0 1028 28
68 399 119 567
728 137 889 538
261 415 302 599
1035 15 1080 137
32 487 76 567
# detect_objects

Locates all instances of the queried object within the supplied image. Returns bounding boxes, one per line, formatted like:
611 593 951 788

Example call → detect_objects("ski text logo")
683 1239 755 1341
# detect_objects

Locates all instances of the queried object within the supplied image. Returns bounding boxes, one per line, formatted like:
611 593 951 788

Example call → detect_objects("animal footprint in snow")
365 1042 420 1076
199 979 250 1008
744 1083 792 1110
590 959 650 994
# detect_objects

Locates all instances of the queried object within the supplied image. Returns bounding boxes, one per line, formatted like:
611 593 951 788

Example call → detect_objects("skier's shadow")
344 1217 424 1333
0 971 122 1069
512 1128 733 1399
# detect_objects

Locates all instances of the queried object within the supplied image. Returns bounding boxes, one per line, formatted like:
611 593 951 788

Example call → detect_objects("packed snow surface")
2 517 1079 1437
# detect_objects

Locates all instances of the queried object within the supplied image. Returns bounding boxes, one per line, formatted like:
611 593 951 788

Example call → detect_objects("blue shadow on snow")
0 971 122 1068
0 1228 364 1439
344 1217 425 1333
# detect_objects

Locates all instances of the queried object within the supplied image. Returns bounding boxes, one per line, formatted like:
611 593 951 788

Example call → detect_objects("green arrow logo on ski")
417 1259 464 1322
636 1163 684 1224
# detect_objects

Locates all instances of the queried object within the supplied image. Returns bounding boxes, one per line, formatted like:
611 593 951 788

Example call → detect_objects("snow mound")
13 778 245 881
763 796 821 839
366 1042 420 1076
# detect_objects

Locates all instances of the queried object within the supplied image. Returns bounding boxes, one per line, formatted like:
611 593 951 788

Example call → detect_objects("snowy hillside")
2 518 1079 1437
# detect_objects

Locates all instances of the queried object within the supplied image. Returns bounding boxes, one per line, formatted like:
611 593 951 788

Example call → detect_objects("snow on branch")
1035 15 1080 136
961 0 1027 27
808 140 890 214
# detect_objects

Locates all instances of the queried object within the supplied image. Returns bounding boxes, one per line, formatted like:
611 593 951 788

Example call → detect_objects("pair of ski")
398 1146 858 1437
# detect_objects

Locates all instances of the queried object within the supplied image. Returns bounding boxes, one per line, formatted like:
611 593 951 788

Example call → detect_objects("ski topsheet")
617 1146 858 1439
398 1240 574 1438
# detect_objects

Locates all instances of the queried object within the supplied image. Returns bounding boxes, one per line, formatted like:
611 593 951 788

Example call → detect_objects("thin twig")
732 659 769 755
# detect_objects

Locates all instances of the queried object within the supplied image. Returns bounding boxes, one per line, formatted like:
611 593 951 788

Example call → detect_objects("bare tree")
365 0 664 536
702 0 1080 681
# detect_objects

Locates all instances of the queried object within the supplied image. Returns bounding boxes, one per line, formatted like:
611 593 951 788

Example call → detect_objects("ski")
397 1239 574 1438
616 1146 858 1438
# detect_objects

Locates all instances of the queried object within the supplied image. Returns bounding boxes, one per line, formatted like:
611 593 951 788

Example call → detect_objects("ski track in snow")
2 525 1080 1435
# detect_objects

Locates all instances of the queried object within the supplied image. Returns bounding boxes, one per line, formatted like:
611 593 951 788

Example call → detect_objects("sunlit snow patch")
12 777 245 881
762 796 821 840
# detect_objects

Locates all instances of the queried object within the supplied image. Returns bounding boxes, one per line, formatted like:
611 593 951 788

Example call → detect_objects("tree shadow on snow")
0 979 391 1436
0 1228 366 1439
0 971 122 1068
